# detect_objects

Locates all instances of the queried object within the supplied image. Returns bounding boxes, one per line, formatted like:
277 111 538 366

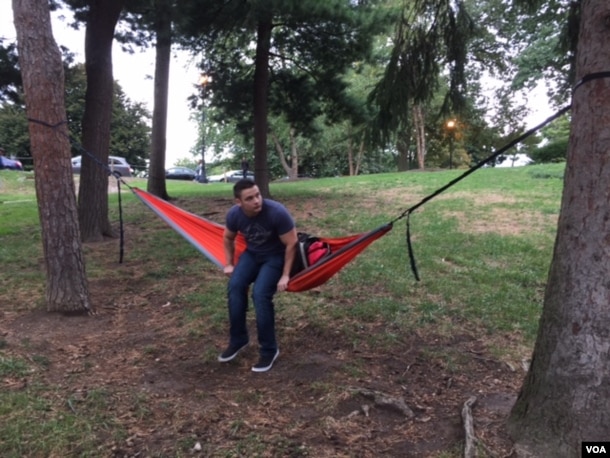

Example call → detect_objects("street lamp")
197 73 212 183
446 119 456 170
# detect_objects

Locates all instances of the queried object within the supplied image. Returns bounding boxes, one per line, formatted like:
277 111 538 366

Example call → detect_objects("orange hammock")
131 187 392 292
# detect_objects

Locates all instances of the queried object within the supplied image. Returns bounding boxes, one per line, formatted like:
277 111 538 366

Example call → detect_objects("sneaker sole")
218 342 248 362
251 350 280 373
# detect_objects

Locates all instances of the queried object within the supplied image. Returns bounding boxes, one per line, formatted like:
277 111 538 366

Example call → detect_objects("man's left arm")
277 227 298 292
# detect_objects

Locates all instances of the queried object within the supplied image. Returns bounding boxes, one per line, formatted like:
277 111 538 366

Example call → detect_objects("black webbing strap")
116 175 125 263
389 104 570 281
572 71 610 93
27 117 130 263
25 71 610 275
391 105 571 225
406 213 420 282
391 71 610 281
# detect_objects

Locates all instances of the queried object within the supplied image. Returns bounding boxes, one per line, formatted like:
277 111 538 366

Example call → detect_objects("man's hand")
223 228 237 277
276 274 290 292
278 228 298 290
224 264 234 277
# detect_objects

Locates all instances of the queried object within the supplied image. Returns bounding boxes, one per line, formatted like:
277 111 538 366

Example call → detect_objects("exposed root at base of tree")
462 396 507 458
349 388 415 418
462 396 478 457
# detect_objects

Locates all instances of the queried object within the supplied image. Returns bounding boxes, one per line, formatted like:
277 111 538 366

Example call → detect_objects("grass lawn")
0 163 564 457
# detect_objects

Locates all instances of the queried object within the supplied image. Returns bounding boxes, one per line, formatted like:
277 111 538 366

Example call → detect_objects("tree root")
350 388 415 418
461 396 498 458
462 396 478 457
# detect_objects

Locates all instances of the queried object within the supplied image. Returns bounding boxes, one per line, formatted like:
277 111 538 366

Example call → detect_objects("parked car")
0 156 24 171
71 155 133 177
495 154 533 168
166 166 196 181
207 170 255 183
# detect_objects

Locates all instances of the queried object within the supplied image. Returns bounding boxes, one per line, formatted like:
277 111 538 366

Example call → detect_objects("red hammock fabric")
132 187 392 292
286 225 392 292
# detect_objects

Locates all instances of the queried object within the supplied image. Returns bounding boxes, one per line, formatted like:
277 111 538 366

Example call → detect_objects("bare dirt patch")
437 192 557 236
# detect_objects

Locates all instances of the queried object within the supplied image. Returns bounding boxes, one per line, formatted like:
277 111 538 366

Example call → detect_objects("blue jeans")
227 250 284 358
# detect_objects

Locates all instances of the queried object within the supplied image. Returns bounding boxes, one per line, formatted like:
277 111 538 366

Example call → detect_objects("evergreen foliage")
2 0 581 177
369 0 476 145
0 39 22 104
174 0 390 148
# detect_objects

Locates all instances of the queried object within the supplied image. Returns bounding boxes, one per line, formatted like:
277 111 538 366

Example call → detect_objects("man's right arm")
223 228 237 276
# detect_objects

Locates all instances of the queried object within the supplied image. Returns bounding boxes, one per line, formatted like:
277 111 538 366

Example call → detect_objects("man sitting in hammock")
219 179 298 372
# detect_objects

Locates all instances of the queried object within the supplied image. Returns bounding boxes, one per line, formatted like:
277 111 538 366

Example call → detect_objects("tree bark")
271 131 289 173
78 0 123 242
395 107 417 172
413 104 425 170
508 1 610 455
253 18 272 197
355 139 364 177
396 134 411 171
13 0 92 313
271 129 298 179
288 127 298 179
347 128 354 176
147 0 171 200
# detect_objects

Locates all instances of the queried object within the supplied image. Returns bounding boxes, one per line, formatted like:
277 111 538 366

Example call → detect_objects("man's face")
236 185 262 217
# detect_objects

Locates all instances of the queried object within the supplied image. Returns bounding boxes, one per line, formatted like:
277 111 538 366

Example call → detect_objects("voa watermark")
582 442 610 457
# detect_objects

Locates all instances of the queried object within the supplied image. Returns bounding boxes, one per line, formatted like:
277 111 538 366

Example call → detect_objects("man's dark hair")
233 178 256 198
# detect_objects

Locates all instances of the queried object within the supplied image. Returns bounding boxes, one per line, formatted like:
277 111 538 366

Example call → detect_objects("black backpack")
290 232 331 277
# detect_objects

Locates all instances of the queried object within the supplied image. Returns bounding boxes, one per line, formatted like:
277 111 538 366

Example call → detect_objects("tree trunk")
396 135 410 171
354 139 364 177
147 0 171 200
78 0 123 242
13 0 92 313
271 131 289 174
507 1 610 455
413 104 425 170
271 129 298 179
288 127 298 179
347 126 354 176
253 18 272 197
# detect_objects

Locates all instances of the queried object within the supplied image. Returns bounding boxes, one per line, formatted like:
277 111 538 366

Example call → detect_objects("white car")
496 154 533 168
207 170 254 183
72 155 134 177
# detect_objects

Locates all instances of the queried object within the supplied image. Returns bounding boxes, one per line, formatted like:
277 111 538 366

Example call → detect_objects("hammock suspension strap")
25 71 610 280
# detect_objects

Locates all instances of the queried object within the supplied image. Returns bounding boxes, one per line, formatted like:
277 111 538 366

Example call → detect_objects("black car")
166 166 197 180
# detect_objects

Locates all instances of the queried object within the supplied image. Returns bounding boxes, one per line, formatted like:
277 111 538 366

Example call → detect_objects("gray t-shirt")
226 199 294 255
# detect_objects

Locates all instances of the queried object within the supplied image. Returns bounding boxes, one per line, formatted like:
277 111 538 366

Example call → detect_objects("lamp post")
197 73 211 183
446 119 456 170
